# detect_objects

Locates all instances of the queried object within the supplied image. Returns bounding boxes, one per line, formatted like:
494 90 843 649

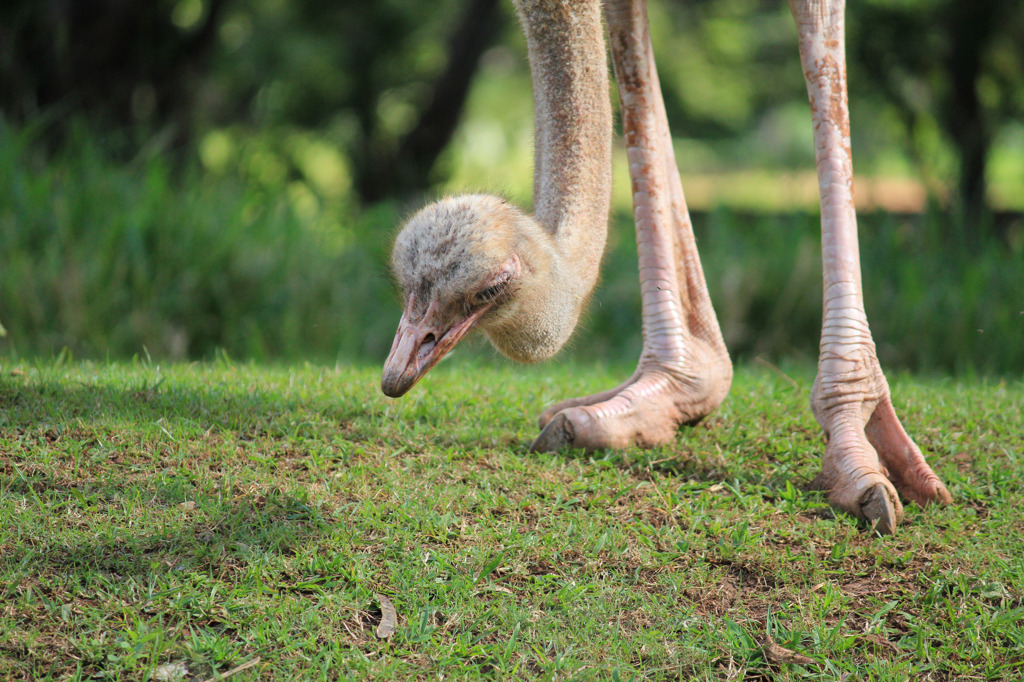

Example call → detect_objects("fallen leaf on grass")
201 657 260 682
862 632 900 653
154 661 189 681
375 593 397 639
760 633 817 665
476 585 514 595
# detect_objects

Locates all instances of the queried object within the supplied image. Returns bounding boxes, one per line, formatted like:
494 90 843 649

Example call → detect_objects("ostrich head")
381 194 576 397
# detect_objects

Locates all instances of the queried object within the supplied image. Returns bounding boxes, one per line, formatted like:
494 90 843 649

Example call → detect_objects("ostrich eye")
473 271 514 306
474 283 506 304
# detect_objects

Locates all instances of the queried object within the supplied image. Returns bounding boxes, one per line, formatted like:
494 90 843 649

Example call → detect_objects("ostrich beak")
381 302 491 398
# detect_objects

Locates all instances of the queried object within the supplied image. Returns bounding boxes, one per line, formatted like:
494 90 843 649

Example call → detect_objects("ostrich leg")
791 0 951 532
532 0 733 452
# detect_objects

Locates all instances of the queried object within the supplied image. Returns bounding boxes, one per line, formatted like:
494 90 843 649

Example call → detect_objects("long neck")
513 0 612 307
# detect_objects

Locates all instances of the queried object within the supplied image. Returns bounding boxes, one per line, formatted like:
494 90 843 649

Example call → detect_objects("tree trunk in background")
942 0 998 243
853 0 1022 246
0 0 226 151
353 0 504 204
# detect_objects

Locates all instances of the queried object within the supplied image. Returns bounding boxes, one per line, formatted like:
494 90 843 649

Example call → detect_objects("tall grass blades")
0 122 399 362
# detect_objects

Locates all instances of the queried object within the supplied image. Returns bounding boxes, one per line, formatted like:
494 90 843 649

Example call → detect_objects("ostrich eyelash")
473 273 515 307
476 284 505 303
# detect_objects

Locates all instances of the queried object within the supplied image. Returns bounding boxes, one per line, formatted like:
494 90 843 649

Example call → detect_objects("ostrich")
381 0 952 533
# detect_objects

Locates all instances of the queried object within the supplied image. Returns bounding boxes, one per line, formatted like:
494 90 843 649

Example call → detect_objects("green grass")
1 358 1022 680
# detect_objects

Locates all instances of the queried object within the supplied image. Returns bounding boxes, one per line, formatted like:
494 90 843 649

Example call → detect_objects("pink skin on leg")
531 0 733 452
791 0 950 532
535 0 950 533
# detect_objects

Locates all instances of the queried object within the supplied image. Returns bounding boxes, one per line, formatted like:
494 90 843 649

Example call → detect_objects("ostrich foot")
530 342 732 451
811 352 952 534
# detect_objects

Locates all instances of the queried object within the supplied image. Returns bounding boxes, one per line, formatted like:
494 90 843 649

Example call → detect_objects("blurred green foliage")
1 122 1021 373
1 0 1022 372
0 122 397 361
3 0 1023 214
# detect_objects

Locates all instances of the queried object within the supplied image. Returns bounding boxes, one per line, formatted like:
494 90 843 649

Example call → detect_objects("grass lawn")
1 358 1021 680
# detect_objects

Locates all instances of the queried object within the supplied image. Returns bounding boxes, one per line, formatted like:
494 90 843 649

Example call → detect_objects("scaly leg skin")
531 0 733 453
793 0 951 532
